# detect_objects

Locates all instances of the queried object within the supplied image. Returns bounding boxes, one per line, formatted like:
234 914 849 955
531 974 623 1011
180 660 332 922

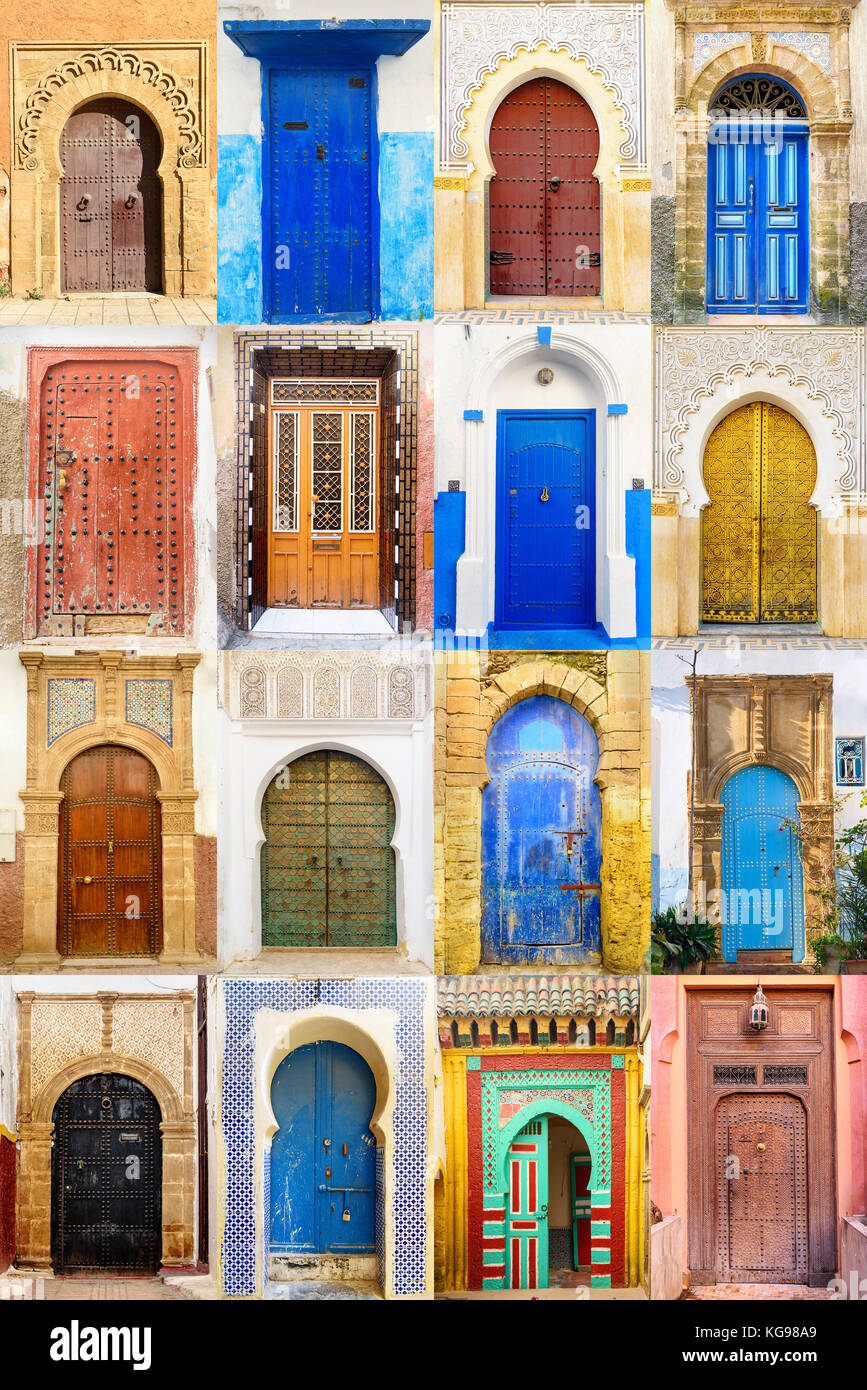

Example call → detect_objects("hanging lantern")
750 983 769 1032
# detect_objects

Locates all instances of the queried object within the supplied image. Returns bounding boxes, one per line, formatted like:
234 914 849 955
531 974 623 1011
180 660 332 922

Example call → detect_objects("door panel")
58 745 162 957
261 749 396 948
571 1153 591 1267
701 402 817 623
497 411 594 628
481 695 602 963
720 765 803 960
506 1118 549 1289
35 358 191 637
489 78 600 298
270 1041 376 1255
51 1074 161 1274
716 1093 807 1282
60 99 161 294
268 69 373 320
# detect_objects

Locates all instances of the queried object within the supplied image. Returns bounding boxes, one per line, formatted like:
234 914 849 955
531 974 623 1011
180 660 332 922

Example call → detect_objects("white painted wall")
0 982 17 1133
217 0 434 136
652 648 867 910
648 0 676 195
218 707 435 967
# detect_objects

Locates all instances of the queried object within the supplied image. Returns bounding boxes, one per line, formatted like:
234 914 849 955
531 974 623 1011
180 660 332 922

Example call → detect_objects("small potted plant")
809 931 847 975
651 906 719 975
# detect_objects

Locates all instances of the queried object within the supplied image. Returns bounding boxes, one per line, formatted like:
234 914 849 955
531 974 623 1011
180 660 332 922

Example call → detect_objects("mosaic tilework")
769 32 831 73
434 310 651 325
46 677 96 746
653 636 867 650
220 977 429 1299
125 679 173 746
693 31 749 72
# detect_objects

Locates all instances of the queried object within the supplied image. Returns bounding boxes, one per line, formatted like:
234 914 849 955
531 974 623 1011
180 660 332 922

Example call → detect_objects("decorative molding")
621 177 651 191
440 2 646 170
224 651 430 723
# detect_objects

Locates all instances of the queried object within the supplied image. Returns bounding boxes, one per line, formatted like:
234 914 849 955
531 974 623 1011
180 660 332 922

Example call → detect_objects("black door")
51 1073 162 1274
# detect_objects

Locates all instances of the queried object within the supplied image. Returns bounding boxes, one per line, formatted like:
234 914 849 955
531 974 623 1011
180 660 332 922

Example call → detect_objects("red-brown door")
60 98 162 293
716 1093 808 1283
488 78 601 297
33 356 191 637
58 746 162 957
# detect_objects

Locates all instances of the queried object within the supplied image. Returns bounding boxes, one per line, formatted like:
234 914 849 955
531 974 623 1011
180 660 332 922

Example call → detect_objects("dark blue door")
496 411 595 629
720 765 804 961
481 695 602 963
707 125 808 312
267 68 375 321
269 1041 376 1255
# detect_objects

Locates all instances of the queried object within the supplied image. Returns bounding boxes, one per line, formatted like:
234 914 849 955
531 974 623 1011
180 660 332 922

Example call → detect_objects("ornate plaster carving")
224 651 429 723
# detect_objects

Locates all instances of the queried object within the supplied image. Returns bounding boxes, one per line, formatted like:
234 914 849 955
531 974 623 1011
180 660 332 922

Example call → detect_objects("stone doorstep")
686 1283 835 1301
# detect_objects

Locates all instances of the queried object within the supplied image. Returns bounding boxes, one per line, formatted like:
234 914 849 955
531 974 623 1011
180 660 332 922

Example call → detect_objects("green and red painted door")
571 1152 592 1266
505 1118 549 1288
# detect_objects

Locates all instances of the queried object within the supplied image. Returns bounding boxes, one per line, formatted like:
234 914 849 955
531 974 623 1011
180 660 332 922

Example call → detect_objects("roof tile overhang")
437 975 640 1021
223 19 430 63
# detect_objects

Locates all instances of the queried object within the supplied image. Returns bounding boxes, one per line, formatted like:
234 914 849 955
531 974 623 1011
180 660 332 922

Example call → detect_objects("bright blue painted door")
267 68 374 321
481 695 602 963
496 411 594 628
720 765 804 961
270 1041 376 1255
707 127 808 313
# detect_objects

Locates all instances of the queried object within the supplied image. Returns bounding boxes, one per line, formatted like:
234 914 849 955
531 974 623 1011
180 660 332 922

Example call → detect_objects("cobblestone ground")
685 1283 835 1300
44 1279 194 1300
0 297 216 326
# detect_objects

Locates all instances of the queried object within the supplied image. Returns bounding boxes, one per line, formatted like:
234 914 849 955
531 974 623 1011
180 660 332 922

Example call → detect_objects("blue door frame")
269 1041 376 1255
720 764 805 961
495 410 595 630
707 120 809 313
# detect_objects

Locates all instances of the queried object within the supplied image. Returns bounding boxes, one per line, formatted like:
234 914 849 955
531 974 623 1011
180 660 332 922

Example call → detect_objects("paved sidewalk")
0 297 217 327
685 1283 835 1301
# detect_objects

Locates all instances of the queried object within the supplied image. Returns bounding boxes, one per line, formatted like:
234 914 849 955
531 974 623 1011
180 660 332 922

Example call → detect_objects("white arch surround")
456 329 637 638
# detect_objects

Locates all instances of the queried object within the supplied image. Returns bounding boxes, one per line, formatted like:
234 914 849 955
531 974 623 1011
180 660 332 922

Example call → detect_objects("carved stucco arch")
32 1053 184 1125
687 48 837 121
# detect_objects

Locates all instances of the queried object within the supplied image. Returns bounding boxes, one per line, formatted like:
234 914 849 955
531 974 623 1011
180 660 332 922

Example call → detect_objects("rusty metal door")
34 356 190 637
60 98 162 294
261 749 396 947
51 1073 161 1274
489 78 600 297
58 745 162 957
716 1093 808 1283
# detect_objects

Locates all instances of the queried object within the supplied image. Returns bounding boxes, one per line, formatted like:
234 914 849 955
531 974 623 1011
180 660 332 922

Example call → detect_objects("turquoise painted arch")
496 1097 600 1193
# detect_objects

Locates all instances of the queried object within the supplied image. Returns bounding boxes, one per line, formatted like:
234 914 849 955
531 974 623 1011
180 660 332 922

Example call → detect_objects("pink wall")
838 977 867 1219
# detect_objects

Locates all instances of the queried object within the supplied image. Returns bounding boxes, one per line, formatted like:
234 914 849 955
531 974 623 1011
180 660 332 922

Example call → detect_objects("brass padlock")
342 1210 351 1222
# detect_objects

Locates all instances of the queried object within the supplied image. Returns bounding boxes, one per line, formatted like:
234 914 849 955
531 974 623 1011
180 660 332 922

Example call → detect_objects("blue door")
481 695 602 963
269 1041 376 1255
267 67 376 322
707 122 808 313
496 410 595 629
720 765 804 961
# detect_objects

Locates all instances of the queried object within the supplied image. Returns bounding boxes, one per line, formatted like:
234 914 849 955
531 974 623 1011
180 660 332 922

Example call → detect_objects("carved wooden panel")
716 1092 807 1283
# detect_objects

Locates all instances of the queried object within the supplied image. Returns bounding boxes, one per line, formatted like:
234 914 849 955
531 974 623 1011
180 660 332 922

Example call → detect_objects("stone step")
704 960 813 975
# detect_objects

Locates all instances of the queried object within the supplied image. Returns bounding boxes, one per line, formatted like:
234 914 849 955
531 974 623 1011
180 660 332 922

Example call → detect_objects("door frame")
261 59 381 325
494 408 596 630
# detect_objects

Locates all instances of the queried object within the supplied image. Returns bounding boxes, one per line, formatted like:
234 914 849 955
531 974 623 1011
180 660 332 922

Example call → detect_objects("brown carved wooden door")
60 98 162 293
34 356 191 637
58 745 162 957
489 78 601 297
716 1093 808 1283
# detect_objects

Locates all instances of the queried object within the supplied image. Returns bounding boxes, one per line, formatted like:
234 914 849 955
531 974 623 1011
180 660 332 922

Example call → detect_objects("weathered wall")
0 981 17 1273
650 1214 682 1300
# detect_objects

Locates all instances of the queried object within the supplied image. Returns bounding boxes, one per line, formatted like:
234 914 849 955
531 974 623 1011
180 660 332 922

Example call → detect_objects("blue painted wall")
379 132 434 320
625 488 651 641
434 489 466 632
217 134 263 325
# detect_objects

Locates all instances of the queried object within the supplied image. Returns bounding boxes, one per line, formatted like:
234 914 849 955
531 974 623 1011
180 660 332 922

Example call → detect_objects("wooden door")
506 1118 549 1289
60 98 162 294
261 749 396 948
268 381 379 608
58 745 162 957
51 1074 161 1274
571 1153 591 1268
33 355 192 637
489 78 600 297
716 1092 807 1283
720 765 803 960
702 402 817 622
270 1042 376 1254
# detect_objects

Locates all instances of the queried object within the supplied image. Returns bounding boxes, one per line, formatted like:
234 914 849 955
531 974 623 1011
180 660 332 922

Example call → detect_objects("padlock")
342 1209 351 1222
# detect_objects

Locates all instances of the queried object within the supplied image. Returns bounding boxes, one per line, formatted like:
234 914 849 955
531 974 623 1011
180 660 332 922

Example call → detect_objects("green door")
261 749 396 947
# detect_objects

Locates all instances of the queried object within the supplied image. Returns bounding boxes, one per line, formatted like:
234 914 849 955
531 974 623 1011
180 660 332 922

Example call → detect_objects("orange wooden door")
58 745 162 957
268 398 379 608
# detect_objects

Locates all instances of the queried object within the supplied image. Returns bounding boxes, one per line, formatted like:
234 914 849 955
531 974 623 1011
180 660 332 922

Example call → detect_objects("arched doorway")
269 1041 376 1260
481 696 602 963
706 75 808 313
702 402 817 623
489 78 600 297
715 1092 807 1282
57 745 163 957
60 98 162 293
260 750 396 947
51 1073 162 1274
504 1113 592 1289
720 764 804 961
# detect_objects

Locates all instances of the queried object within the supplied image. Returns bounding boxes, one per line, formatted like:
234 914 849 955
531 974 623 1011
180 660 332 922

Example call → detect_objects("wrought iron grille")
273 412 299 532
713 1065 757 1086
711 77 806 118
271 378 379 405
311 413 343 532
763 1065 808 1086
350 412 375 533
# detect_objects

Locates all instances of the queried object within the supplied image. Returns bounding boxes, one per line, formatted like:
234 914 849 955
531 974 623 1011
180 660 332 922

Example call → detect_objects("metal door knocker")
76 194 91 211
125 195 136 209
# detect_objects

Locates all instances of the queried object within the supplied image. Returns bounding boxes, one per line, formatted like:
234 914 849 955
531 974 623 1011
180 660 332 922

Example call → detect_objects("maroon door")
60 98 162 293
488 78 601 297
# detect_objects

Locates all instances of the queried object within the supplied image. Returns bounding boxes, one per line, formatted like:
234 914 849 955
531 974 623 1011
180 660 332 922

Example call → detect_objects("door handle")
749 179 754 214
316 1185 373 1193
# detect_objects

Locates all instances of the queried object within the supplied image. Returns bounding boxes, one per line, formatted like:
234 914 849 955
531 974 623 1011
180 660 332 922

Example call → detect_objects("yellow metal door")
701 403 816 623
